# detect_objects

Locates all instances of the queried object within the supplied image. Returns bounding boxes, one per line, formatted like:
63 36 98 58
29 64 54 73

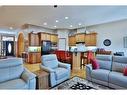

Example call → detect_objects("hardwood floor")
71 68 86 78
24 63 41 72
24 63 86 78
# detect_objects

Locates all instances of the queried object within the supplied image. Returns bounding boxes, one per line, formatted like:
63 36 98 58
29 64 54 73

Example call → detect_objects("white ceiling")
1 6 127 29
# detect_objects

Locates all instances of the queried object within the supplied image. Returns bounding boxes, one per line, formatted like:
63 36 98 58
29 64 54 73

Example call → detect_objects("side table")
34 70 49 89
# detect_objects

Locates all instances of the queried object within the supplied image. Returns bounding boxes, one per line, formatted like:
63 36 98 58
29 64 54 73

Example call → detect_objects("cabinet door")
29 33 34 46
35 35 39 46
69 36 76 46
85 33 97 46
36 53 41 63
29 33 39 46
46 34 51 41
69 36 73 46
51 34 58 43
41 33 47 41
76 34 85 42
29 53 36 64
85 34 91 46
54 35 58 43
90 33 97 46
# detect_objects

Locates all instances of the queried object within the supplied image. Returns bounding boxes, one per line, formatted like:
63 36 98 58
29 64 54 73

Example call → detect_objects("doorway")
17 32 25 57
1 35 15 57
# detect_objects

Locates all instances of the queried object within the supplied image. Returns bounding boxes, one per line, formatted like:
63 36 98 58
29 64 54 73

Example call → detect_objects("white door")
58 38 66 50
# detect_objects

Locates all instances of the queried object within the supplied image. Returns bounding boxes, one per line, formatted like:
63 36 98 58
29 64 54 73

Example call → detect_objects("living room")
0 5 127 92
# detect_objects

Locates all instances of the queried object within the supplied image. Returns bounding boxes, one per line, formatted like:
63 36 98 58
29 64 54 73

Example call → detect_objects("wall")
79 20 127 56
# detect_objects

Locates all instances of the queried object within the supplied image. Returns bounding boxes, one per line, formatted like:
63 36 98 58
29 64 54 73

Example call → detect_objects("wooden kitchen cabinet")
28 32 39 46
85 33 97 46
28 52 41 64
40 33 51 41
76 33 85 42
38 32 51 45
69 35 76 46
46 33 51 41
51 34 58 43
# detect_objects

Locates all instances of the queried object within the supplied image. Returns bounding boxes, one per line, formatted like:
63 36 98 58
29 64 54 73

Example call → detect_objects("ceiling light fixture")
43 22 47 25
70 25 73 27
78 23 82 26
55 20 59 22
65 17 69 19
9 27 13 30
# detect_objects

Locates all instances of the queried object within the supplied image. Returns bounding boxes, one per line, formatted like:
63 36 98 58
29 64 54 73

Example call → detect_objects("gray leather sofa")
86 54 127 89
0 58 36 89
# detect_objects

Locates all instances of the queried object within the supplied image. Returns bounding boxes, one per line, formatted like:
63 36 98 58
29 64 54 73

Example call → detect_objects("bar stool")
80 51 94 69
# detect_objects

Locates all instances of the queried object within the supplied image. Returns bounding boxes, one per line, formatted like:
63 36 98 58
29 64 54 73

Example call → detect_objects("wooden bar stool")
80 51 94 69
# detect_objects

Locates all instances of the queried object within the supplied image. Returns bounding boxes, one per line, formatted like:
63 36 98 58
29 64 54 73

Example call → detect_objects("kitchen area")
18 30 98 72
20 31 58 64
68 32 97 70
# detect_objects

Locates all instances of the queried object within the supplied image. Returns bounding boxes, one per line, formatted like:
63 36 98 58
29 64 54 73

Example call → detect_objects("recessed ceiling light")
78 23 82 26
55 20 59 22
65 17 69 19
43 22 47 25
70 25 73 27
54 26 57 28
9 27 13 30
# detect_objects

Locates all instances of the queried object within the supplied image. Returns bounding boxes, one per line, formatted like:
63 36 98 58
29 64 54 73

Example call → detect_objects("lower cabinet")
28 52 41 64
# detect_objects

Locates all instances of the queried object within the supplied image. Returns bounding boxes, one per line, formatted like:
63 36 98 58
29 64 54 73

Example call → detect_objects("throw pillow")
90 58 100 69
123 67 127 76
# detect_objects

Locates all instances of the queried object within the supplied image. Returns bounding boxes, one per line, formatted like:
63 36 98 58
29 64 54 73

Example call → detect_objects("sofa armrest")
86 64 92 81
58 62 71 70
86 64 93 71
21 68 36 83
40 65 55 73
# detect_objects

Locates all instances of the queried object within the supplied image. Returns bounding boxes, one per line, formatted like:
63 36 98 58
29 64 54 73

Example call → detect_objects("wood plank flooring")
24 63 86 78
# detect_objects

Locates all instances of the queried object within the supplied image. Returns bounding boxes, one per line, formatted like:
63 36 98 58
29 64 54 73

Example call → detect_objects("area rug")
52 76 109 90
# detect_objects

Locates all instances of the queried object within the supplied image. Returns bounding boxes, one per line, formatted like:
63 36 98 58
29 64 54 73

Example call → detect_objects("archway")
17 32 25 57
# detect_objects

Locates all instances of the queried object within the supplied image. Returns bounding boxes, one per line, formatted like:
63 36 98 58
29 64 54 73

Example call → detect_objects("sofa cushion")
96 54 112 70
91 59 100 69
0 58 24 83
112 56 127 73
54 67 68 80
91 69 110 82
0 79 28 89
109 71 127 88
42 54 58 69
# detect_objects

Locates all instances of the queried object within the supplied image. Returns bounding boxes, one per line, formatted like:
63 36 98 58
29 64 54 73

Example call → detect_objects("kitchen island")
71 51 86 70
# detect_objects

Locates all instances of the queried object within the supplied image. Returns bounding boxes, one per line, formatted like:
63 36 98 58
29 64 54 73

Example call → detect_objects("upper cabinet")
28 32 39 46
76 33 85 42
51 34 58 43
38 32 58 45
68 32 97 46
69 35 76 46
40 33 51 41
85 33 97 46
